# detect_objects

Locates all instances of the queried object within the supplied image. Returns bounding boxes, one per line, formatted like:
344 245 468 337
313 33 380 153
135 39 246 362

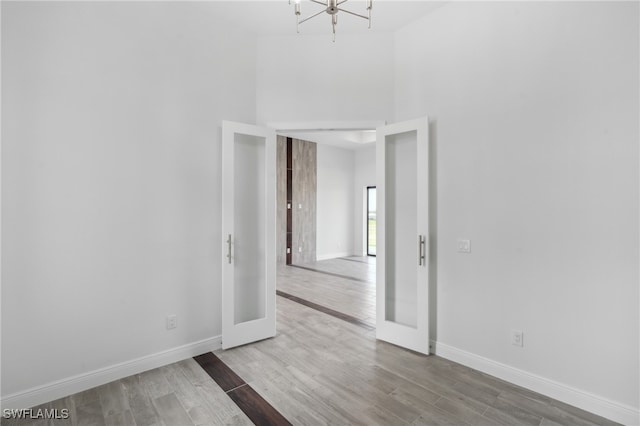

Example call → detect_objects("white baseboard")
1 336 222 410
316 252 352 261
432 340 639 426
6 336 636 425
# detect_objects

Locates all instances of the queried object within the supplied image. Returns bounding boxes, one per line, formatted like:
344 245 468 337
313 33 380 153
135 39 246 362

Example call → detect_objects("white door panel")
376 117 429 354
222 121 276 350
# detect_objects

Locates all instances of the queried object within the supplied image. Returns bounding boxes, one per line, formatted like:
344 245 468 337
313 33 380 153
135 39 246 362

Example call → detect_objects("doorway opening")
275 132 377 330
367 186 377 257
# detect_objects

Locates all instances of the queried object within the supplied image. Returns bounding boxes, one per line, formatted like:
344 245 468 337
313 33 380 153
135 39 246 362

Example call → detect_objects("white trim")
316 252 353 261
433 341 639 426
1 336 222 410
266 120 386 132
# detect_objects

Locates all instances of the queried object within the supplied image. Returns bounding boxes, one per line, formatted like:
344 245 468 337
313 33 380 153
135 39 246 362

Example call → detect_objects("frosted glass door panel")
384 131 418 328
233 134 266 325
376 117 429 355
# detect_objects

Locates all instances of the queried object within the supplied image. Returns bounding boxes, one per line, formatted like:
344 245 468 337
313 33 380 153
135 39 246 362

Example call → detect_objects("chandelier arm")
336 7 369 20
309 0 328 6
299 8 328 25
337 0 349 5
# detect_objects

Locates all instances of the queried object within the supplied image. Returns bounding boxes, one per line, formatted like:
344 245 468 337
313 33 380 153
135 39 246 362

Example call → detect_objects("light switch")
298 204 302 209
457 239 471 253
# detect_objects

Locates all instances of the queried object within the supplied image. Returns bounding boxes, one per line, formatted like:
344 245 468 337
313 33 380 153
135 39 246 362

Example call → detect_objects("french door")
376 117 430 355
221 121 276 350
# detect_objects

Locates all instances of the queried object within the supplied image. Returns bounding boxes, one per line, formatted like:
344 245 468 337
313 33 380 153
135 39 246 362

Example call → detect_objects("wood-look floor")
277 257 376 327
230 258 618 426
193 352 292 426
4 257 619 426
1 359 253 426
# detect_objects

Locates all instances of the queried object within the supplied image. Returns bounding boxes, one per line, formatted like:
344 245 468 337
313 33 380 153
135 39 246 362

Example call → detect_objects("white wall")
353 145 376 256
255 30 393 259
316 144 355 260
3 1 638 422
256 32 394 126
2 2 256 400
395 1 639 419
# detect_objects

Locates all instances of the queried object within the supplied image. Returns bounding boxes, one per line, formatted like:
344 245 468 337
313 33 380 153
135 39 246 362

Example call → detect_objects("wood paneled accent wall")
292 138 317 264
276 136 317 265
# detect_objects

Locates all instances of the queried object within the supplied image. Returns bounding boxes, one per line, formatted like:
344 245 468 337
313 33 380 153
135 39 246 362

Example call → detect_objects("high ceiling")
219 1 445 149
217 1 445 36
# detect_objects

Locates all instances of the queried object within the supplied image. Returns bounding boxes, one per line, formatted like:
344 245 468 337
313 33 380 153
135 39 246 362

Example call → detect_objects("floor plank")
226 385 292 426
193 353 245 393
151 393 193 426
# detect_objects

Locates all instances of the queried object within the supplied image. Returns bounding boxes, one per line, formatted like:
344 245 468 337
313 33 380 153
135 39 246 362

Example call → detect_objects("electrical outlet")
511 330 523 347
167 314 177 330
457 239 471 253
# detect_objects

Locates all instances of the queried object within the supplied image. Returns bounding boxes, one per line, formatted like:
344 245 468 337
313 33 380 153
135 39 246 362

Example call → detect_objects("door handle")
226 234 232 264
418 235 426 266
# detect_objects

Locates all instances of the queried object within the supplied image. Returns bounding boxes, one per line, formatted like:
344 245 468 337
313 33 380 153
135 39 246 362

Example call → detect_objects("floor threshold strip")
289 264 373 284
276 290 376 331
193 352 292 426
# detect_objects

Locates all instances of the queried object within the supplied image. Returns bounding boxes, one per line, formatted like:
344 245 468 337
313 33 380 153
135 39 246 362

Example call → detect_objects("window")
367 186 376 256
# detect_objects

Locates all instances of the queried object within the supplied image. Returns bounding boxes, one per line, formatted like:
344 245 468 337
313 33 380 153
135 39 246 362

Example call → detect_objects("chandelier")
289 0 373 41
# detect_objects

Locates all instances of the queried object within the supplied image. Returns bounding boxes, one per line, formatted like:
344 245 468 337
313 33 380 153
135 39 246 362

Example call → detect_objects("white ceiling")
218 1 445 36
278 129 378 150
219 1 445 149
